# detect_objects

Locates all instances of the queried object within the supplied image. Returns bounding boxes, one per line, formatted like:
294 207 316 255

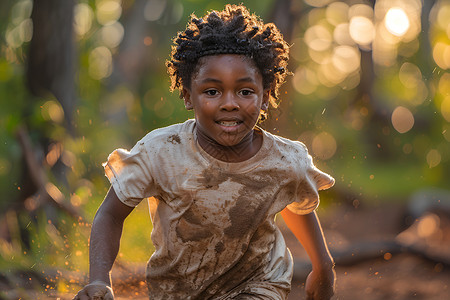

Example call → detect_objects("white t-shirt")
104 119 334 299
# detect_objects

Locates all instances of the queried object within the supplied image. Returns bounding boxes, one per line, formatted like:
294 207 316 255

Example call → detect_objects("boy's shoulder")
262 129 309 156
138 119 195 146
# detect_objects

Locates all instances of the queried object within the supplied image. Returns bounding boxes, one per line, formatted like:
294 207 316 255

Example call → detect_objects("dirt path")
8 202 450 299
284 202 450 299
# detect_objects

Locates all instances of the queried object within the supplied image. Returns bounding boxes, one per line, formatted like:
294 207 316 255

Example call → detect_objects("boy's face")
183 54 269 148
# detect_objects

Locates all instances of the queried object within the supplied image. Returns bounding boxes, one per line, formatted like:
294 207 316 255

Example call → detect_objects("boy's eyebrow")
236 77 255 83
199 78 222 84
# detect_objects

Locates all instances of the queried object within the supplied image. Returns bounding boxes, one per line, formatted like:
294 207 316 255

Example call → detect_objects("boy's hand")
305 268 336 300
73 281 114 300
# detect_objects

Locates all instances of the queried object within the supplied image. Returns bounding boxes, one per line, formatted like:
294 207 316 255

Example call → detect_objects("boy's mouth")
217 120 241 127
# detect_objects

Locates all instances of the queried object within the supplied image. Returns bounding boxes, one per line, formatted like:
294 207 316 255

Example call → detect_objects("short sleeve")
286 151 335 215
103 140 156 207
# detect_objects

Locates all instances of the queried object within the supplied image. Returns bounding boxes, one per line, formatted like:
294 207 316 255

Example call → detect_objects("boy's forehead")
194 54 259 76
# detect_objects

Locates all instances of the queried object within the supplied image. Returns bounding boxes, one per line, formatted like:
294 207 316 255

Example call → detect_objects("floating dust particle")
383 252 392 260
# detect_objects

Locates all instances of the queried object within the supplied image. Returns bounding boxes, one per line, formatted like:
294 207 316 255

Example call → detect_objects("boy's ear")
261 90 270 111
182 88 193 110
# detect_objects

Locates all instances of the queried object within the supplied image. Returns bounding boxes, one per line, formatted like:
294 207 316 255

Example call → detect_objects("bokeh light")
312 132 337 160
98 21 124 48
417 213 440 237
41 100 65 124
391 106 414 133
384 7 410 37
5 18 32 49
441 96 450 122
435 1 450 30
433 42 450 69
325 2 349 26
399 62 422 88
304 0 334 8
332 45 360 74
88 46 113 80
426 149 442 168
292 67 318 95
74 3 94 37
333 23 354 46
438 73 450 95
305 25 332 52
96 0 122 26
349 16 375 46
144 0 167 21
153 97 174 119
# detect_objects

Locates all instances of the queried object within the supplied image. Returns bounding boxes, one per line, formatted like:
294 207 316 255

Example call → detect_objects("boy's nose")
220 93 239 111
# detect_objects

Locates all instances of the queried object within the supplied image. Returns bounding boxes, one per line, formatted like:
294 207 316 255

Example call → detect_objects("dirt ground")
3 201 450 299
284 201 450 300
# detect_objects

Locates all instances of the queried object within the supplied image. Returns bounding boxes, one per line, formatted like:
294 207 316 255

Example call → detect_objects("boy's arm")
280 208 335 300
73 186 134 300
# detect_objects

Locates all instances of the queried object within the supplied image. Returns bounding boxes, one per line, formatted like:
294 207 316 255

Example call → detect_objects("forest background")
0 0 449 299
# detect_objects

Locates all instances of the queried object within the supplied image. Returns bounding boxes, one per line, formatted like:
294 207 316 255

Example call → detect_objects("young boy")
74 4 335 300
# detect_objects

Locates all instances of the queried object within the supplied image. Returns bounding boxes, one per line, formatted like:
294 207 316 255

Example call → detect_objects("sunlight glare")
385 7 410 37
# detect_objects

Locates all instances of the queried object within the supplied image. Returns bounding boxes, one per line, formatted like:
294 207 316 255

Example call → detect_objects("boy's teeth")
219 121 239 126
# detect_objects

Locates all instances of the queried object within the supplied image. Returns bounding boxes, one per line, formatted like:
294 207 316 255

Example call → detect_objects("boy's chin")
215 138 243 148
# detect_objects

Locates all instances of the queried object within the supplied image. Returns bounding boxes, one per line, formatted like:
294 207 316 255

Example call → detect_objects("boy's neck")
196 128 263 163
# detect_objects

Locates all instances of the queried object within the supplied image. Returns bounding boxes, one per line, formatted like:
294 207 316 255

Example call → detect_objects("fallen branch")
16 126 84 221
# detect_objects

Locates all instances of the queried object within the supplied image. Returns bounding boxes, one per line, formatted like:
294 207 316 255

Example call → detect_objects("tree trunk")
27 0 76 133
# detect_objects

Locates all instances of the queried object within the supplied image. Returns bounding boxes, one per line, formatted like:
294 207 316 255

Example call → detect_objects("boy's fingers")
104 293 115 300
72 291 86 300
73 282 114 300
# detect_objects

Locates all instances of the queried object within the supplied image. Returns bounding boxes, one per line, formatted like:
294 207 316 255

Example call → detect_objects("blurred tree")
27 0 76 133
21 0 76 201
7 0 80 249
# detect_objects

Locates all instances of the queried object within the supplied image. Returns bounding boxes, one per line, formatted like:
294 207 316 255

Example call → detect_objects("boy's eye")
204 89 220 96
239 89 254 96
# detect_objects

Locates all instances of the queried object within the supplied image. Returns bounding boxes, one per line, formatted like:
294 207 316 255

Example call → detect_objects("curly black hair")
166 4 290 111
